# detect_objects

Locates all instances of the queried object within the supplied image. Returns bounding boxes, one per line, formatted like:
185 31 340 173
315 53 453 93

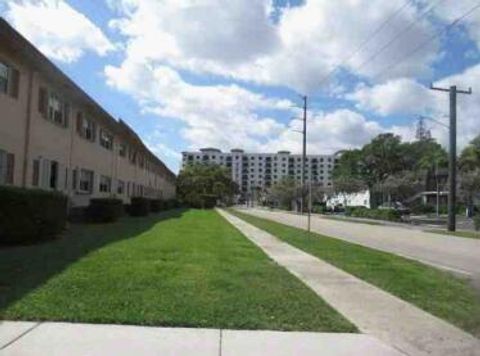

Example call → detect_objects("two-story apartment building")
0 18 176 207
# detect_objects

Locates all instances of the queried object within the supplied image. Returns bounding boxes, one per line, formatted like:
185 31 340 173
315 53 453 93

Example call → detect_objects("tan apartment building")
0 18 176 207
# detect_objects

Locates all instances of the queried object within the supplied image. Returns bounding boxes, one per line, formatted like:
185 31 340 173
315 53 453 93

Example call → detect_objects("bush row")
0 186 68 245
345 206 402 222
0 185 181 245
91 197 181 221
474 216 480 232
409 203 469 215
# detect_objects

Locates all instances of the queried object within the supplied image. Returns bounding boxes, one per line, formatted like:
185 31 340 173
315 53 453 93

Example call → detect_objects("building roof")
0 17 175 180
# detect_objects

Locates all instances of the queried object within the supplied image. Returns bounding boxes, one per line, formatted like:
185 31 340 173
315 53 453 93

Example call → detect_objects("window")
129 148 137 164
79 169 94 193
0 62 8 94
0 61 19 98
119 143 127 157
77 114 96 141
46 91 68 126
49 161 58 189
0 150 14 185
100 129 113 150
99 175 111 193
32 159 40 187
117 180 125 195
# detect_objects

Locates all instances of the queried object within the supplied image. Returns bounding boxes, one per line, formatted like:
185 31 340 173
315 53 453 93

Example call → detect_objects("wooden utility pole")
430 84 472 231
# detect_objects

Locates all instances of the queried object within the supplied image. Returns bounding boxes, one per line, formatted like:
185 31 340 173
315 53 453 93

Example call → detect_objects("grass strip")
229 209 480 337
0 209 356 332
425 229 480 240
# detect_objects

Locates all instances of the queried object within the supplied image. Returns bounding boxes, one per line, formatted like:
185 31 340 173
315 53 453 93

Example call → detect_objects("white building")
182 148 340 196
326 190 371 209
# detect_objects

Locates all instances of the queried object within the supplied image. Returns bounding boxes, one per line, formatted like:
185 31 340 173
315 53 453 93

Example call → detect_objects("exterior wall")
0 35 176 207
182 148 339 195
0 46 30 186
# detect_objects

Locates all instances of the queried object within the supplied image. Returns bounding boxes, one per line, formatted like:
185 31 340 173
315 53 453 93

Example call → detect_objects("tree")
176 163 238 208
377 171 423 203
332 133 448 207
267 177 298 210
459 135 480 172
459 135 480 216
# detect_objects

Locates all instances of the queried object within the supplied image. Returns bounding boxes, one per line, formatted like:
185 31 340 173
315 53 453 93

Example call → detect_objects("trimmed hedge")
87 198 123 223
345 206 401 222
166 198 181 209
150 199 165 213
474 215 480 232
128 197 151 217
0 186 67 245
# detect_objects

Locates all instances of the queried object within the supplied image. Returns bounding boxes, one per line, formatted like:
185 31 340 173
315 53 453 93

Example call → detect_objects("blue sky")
2 0 480 172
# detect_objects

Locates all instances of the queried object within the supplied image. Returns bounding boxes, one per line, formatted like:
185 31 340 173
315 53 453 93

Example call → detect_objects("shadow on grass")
0 209 186 315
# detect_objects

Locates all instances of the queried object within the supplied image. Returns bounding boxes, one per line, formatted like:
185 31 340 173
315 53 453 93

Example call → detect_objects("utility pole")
301 95 307 215
430 84 472 231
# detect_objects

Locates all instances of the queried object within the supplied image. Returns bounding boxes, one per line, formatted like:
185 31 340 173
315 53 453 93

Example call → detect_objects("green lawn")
229 209 480 337
0 209 355 332
426 229 480 239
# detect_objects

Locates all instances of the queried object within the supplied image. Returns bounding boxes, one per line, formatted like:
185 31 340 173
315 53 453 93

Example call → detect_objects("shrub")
345 206 365 216
348 207 401 222
312 205 327 214
128 197 150 217
410 204 436 215
164 198 181 209
150 199 165 213
0 186 67 245
474 215 480 232
87 198 123 223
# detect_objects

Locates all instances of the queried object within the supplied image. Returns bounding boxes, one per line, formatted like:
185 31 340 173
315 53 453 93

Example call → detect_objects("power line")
318 0 412 87
375 1 480 79
353 0 446 75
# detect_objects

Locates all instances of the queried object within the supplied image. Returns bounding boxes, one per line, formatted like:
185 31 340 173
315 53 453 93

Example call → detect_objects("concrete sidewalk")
219 209 480 356
237 207 480 278
0 321 403 356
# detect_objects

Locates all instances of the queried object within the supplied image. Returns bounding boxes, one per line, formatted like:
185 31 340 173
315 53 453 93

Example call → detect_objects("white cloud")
105 59 400 157
431 0 480 51
105 62 291 152
347 78 437 116
108 0 440 93
265 109 384 154
103 0 478 159
346 62 480 150
3 0 115 62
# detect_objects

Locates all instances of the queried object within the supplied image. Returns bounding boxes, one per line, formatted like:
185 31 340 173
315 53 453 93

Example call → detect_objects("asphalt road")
237 208 480 280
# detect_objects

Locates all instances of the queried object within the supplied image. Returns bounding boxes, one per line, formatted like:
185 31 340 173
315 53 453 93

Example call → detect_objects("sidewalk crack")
218 329 223 356
1 322 42 350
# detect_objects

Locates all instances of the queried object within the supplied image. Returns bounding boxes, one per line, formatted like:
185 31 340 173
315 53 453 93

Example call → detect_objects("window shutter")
92 122 97 142
32 159 40 187
57 163 65 191
6 153 15 184
8 67 19 99
76 112 83 135
72 168 78 191
64 102 70 128
41 159 51 189
92 172 98 194
38 86 47 117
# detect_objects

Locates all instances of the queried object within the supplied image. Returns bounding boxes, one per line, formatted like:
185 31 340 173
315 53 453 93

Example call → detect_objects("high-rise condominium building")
182 148 340 194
